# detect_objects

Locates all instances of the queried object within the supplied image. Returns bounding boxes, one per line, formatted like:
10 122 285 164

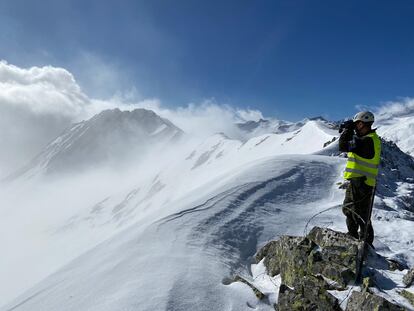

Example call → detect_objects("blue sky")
1 0 414 121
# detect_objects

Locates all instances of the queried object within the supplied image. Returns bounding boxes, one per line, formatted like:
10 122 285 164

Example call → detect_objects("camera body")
339 120 355 133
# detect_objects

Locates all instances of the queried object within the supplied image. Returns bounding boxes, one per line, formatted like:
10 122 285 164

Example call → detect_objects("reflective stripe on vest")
343 131 381 186
344 167 377 179
347 157 379 169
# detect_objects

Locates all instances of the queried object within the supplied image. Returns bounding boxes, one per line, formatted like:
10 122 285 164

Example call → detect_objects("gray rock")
307 227 361 251
277 275 341 311
257 228 361 287
403 268 414 287
388 259 409 271
400 289 414 308
255 240 281 275
253 227 408 310
307 258 354 288
307 227 362 285
277 237 315 287
345 291 405 310
256 236 313 284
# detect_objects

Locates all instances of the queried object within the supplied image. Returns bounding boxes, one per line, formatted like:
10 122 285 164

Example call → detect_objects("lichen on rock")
400 289 414 308
345 291 406 310
255 227 362 289
403 268 414 287
277 275 341 311
249 226 410 310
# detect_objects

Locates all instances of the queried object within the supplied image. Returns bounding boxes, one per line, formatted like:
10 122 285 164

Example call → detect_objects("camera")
339 120 355 133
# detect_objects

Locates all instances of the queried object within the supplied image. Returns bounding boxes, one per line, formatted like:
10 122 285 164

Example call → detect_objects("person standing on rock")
338 111 382 247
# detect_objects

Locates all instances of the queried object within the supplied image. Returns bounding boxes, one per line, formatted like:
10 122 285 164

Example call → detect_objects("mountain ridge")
5 108 184 181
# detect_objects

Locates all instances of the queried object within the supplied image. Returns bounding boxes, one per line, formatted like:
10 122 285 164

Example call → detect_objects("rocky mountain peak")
6 108 183 179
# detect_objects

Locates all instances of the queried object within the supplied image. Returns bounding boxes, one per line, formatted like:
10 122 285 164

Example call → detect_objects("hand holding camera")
339 120 355 133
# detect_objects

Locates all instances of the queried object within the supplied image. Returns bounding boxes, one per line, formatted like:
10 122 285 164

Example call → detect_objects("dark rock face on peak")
90 108 180 135
235 118 303 137
236 119 271 132
309 116 327 122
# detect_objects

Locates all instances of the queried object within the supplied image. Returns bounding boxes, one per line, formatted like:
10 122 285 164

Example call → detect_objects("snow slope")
1 155 347 311
1 114 413 310
0 119 337 306
3 151 413 311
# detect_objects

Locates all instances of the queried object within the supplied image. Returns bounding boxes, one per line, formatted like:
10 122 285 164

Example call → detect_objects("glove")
339 120 355 133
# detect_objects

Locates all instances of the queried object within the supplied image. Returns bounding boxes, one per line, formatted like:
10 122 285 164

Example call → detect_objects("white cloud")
236 108 264 122
0 60 89 117
0 61 90 176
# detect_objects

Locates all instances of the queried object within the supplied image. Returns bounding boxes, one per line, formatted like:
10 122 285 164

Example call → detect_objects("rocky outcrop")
346 291 405 310
255 236 313 286
401 290 414 308
307 227 361 287
277 275 341 311
256 227 362 290
403 268 414 287
248 227 410 310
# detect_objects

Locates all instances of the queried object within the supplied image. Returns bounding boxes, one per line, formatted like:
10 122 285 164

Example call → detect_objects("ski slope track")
2 156 346 311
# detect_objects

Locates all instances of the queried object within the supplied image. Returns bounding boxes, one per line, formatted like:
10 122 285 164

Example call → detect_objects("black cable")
303 192 371 236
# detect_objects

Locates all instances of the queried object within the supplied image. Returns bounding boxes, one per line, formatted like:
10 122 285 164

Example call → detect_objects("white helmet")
353 111 374 123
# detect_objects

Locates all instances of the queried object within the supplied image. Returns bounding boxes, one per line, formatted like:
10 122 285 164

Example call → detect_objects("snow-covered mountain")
6 108 183 179
1 110 413 310
377 115 414 157
236 118 301 137
235 116 336 140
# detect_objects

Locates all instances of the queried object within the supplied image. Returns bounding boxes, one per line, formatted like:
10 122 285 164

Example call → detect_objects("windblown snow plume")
376 97 414 121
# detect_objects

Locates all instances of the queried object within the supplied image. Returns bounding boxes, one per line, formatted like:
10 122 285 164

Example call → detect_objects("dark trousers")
342 177 374 245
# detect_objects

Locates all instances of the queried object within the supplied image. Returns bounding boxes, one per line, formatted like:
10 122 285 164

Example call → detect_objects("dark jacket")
338 129 375 159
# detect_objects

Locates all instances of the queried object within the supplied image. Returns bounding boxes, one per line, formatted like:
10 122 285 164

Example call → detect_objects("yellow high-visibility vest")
344 132 381 186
